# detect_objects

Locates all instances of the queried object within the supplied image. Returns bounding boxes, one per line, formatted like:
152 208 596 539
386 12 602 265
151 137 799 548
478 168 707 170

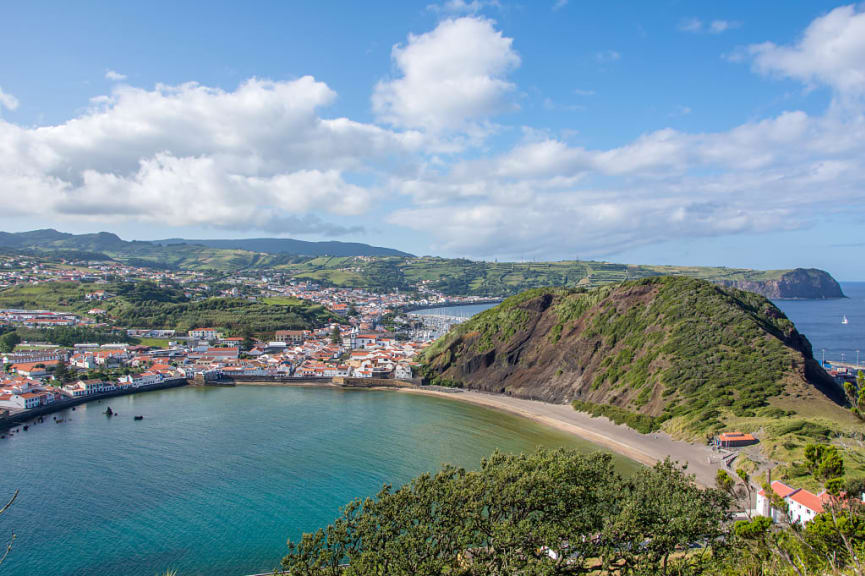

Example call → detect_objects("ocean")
774 281 865 368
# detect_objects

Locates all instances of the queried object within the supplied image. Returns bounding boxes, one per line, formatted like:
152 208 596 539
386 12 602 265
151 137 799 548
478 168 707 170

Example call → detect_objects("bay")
0 385 636 576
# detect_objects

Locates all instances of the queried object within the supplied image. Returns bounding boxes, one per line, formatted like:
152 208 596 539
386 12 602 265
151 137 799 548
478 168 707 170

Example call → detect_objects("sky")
1 1 864 279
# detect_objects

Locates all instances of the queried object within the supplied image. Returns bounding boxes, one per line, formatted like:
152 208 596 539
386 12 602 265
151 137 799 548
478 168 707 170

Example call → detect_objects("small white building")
189 328 222 341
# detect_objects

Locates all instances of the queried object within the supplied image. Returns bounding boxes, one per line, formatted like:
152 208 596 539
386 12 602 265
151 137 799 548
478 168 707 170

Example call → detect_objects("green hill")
0 281 335 335
0 229 845 299
421 277 864 484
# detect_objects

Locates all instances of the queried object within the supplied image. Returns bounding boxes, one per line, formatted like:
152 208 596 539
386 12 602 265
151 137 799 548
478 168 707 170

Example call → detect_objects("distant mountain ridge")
154 237 413 257
0 229 412 258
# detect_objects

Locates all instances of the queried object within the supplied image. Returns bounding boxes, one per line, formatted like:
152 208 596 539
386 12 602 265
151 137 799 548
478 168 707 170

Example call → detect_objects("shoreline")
0 378 188 432
3 377 726 486
396 387 725 486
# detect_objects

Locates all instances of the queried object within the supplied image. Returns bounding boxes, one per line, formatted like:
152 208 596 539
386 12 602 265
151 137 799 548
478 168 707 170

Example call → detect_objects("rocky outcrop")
716 268 844 299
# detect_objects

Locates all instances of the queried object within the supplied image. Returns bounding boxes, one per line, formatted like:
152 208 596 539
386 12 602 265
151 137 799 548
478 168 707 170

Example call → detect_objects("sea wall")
0 378 188 431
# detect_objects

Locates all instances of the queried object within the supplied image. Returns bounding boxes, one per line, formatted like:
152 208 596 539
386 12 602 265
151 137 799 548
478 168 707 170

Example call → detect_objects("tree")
330 325 342 346
804 444 845 486
281 450 730 576
53 360 69 384
605 459 730 575
0 332 20 353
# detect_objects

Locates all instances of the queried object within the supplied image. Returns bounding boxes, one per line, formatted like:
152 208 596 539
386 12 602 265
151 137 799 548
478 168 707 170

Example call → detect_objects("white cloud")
552 0 568 11
105 69 127 81
372 17 520 134
573 88 595 96
0 76 416 234
709 20 739 34
0 87 19 112
386 107 865 257
748 4 865 100
4 9 865 258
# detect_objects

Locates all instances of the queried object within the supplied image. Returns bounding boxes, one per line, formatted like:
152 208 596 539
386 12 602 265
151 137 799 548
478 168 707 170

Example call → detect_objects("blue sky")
1 1 864 279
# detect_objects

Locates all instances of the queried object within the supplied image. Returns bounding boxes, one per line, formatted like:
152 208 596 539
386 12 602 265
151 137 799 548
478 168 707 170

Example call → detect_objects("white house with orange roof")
756 480 835 525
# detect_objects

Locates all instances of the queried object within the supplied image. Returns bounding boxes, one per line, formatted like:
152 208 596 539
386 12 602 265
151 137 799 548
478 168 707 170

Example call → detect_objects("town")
0 253 493 422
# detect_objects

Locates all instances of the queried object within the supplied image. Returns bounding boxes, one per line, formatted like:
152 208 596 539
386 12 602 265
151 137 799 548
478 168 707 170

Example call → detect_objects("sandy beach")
400 387 725 486
231 379 726 486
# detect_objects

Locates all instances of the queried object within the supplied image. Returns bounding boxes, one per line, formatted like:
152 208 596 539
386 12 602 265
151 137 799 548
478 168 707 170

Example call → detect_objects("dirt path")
400 388 725 486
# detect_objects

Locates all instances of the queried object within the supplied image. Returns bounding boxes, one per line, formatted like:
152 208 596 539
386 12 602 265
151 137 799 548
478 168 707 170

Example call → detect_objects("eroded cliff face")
422 277 838 428
717 268 844 299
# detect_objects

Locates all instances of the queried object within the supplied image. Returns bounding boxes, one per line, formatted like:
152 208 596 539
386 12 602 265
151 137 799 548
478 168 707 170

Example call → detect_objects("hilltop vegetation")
421 277 864 484
0 281 335 335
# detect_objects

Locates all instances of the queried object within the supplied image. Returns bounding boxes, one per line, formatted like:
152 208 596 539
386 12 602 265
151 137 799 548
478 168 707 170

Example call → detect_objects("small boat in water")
842 315 849 325
104 406 114 417
134 415 144 421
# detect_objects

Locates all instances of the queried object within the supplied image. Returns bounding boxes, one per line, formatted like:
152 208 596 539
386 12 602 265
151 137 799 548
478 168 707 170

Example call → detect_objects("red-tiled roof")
789 489 825 514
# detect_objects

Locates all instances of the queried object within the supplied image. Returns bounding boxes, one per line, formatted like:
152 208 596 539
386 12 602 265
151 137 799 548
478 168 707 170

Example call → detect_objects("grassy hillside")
421 277 863 485
0 281 335 334
0 229 844 298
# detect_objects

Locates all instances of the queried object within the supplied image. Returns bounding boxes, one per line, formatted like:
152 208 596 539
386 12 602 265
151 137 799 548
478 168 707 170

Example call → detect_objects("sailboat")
842 315 849 325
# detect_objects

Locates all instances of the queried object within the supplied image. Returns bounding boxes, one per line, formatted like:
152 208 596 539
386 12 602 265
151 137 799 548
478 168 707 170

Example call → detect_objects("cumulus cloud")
105 69 127 81
386 107 865 257
372 17 520 134
4 9 865 258
0 87 19 112
0 76 417 234
748 4 865 100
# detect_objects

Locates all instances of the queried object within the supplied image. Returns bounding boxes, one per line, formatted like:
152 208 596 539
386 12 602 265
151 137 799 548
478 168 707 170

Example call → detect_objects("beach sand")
399 387 725 486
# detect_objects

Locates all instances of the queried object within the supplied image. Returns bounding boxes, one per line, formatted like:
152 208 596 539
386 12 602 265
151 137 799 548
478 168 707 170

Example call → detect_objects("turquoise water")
0 386 635 576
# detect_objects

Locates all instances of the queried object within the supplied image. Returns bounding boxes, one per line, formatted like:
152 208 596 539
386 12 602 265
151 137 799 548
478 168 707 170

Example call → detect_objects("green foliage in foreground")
281 446 865 576
281 449 730 575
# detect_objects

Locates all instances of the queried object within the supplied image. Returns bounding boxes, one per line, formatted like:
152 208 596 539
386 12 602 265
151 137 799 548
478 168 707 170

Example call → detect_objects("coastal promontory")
421 276 863 483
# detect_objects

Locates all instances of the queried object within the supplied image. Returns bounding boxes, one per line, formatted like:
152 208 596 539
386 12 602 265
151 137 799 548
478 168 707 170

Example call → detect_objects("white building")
756 481 835 525
189 328 222 340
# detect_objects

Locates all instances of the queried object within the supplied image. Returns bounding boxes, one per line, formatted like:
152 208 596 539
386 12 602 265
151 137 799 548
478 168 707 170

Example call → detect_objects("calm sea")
774 281 865 368
0 386 636 576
